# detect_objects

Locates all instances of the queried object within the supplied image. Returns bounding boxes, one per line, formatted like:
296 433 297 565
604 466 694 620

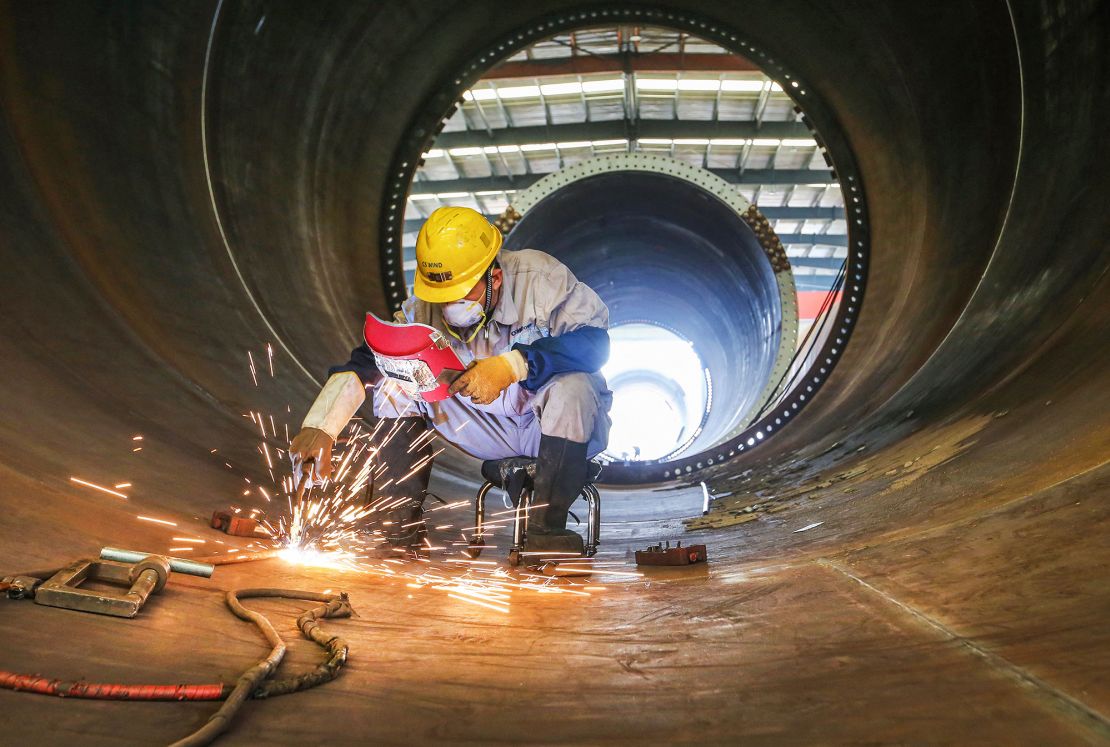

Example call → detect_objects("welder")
289 206 612 555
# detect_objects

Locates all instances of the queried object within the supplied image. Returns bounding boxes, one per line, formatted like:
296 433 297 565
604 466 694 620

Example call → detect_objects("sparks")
277 545 361 571
70 477 129 500
237 380 642 613
555 567 643 577
136 515 177 527
447 592 509 614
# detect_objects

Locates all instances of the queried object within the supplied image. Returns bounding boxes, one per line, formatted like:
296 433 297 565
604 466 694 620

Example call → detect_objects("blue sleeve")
512 326 610 392
328 342 382 386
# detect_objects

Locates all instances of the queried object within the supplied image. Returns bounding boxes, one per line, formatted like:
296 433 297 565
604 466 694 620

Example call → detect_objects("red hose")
0 670 229 700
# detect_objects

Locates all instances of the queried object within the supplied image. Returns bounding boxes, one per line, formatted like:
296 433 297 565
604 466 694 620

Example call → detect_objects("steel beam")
409 169 834 196
486 52 760 79
402 208 844 233
432 119 814 149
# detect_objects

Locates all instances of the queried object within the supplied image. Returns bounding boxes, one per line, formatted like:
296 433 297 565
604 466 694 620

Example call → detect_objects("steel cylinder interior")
1 3 1108 744
502 170 783 457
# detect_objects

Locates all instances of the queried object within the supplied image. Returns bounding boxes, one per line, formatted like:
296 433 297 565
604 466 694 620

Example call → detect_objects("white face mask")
442 299 485 329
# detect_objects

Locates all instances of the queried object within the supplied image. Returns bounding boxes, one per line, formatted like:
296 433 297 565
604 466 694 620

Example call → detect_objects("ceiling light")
540 82 583 96
635 79 678 91
463 85 544 101
494 85 541 99
676 79 720 91
581 78 625 93
720 80 765 92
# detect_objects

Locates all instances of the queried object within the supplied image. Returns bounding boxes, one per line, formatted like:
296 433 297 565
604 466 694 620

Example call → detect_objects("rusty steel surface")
0 1 1108 745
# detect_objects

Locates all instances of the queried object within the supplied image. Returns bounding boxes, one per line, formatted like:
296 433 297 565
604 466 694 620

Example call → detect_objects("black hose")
169 589 354 747
255 594 351 697
3 565 355 745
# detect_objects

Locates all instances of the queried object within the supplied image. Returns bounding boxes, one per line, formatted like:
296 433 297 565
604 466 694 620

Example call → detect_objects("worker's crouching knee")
534 372 606 443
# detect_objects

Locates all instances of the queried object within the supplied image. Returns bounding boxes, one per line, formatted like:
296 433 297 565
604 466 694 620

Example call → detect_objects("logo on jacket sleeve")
509 322 549 347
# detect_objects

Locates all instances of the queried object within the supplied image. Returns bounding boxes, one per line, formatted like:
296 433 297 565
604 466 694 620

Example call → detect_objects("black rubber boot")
369 417 435 551
524 434 589 555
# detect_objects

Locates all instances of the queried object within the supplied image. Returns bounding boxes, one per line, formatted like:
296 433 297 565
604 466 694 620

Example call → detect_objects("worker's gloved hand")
289 427 335 489
448 351 528 405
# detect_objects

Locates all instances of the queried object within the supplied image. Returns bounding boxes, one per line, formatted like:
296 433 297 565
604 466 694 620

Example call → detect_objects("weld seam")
819 558 1110 740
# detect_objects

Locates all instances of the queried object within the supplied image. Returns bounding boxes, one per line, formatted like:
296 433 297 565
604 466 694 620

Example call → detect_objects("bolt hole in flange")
380 12 869 485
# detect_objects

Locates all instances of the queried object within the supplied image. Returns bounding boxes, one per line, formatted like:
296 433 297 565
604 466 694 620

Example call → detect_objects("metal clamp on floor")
27 548 215 618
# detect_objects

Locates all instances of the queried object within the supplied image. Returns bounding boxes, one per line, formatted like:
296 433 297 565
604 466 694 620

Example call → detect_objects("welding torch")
288 427 336 498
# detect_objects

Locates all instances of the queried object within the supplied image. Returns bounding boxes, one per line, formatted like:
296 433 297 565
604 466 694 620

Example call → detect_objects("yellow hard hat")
413 206 503 303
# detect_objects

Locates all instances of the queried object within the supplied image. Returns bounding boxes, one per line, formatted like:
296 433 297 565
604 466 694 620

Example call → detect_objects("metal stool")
470 458 602 566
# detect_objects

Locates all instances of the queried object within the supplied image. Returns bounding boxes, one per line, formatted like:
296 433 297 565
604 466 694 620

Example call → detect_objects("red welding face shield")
362 312 465 402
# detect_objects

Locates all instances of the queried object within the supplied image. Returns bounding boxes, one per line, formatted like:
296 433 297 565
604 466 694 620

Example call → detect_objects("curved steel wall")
0 2 1108 743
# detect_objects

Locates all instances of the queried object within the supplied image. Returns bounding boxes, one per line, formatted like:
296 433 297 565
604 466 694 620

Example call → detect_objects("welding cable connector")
1 576 43 600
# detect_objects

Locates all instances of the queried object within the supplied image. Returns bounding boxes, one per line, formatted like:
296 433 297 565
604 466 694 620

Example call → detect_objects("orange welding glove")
289 427 335 487
448 351 528 405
